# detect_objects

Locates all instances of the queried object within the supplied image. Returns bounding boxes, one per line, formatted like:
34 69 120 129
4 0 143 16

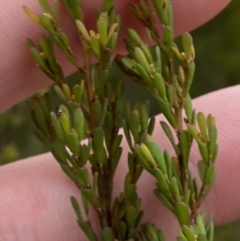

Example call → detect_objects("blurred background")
0 0 240 239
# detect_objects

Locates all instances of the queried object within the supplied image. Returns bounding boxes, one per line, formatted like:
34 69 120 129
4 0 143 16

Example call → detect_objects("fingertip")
0 154 83 241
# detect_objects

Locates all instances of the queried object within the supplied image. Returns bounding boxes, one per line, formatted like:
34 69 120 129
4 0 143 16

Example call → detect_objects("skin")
1 0 240 240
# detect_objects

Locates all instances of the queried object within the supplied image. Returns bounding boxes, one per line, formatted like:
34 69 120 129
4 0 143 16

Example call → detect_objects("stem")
97 172 112 228
82 38 96 133
175 106 183 133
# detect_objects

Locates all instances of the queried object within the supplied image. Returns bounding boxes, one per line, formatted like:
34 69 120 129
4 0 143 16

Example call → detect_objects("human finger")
0 0 230 113
0 85 239 240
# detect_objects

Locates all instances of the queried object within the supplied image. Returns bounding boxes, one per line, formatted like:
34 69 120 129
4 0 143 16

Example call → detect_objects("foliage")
21 0 221 240
1 0 240 240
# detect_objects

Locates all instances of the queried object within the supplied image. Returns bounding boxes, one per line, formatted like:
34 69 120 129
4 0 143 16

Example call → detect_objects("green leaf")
197 112 208 142
111 135 123 156
47 55 64 79
204 165 215 186
177 233 188 241
155 46 162 72
39 13 55 34
169 177 181 201
134 47 151 74
78 221 97 241
186 62 195 93
61 0 81 20
197 234 208 241
33 127 51 148
103 0 114 12
59 32 70 48
74 108 85 141
160 121 178 154
182 33 193 61
118 221 127 240
166 0 173 28
39 35 53 57
175 202 190 225
163 25 173 56
139 0 151 16
61 84 72 101
80 141 92 165
117 56 138 74
183 192 190 208
198 160 206 183
75 20 90 42
23 6 39 24
39 0 51 13
135 63 152 85
70 196 83 220
153 168 169 196
134 144 153 173
198 140 209 165
81 189 89 215
59 112 71 134
92 128 108 167
140 44 153 64
167 84 174 107
127 28 142 45
107 31 118 50
122 119 133 150
211 144 218 163
31 99 49 134
207 221 214 241
147 117 155 135
82 189 101 210
89 37 100 58
97 13 108 46
182 225 196 241
154 189 174 213
51 142 70 164
145 136 167 174
164 150 173 178
177 65 185 86
54 85 68 101
127 109 140 142
187 124 199 142
124 180 136 200
152 0 167 24
99 99 109 127
50 112 65 142
101 227 113 241
208 125 217 156
75 167 90 187
51 35 78 65
52 1 60 25
153 73 167 100
157 98 176 128
66 130 79 156
156 229 165 241
140 143 157 167
196 214 206 235
179 130 191 169
145 223 159 241
29 47 48 72
73 83 84 104
183 94 192 122
126 206 139 227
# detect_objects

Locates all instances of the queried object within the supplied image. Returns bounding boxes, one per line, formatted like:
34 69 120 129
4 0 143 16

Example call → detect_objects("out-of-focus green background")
0 0 240 239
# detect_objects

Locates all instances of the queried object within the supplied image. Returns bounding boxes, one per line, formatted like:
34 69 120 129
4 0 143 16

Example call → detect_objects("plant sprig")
25 0 218 240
